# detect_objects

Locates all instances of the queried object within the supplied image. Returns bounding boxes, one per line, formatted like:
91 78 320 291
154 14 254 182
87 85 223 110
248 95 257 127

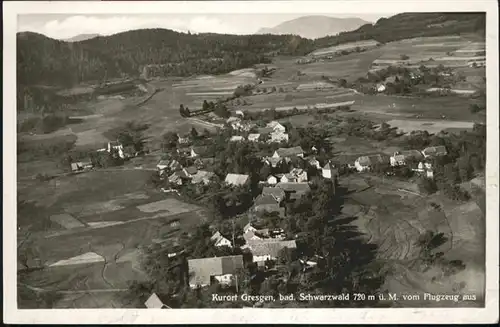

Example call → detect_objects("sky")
17 13 395 40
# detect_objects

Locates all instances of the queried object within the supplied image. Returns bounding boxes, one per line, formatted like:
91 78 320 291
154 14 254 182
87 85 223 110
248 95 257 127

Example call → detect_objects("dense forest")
17 30 312 87
313 13 486 48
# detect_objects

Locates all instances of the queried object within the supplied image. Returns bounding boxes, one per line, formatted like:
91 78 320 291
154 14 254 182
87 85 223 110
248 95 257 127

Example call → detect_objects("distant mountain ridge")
64 33 100 42
257 15 370 39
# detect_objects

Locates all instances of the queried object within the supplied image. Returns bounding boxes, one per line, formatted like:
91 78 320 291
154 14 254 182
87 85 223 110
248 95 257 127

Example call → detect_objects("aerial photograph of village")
16 11 487 309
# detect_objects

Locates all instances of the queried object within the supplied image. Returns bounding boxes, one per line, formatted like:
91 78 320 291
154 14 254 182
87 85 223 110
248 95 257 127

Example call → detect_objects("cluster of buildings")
156 146 216 187
228 119 290 144
352 145 448 178
70 140 138 173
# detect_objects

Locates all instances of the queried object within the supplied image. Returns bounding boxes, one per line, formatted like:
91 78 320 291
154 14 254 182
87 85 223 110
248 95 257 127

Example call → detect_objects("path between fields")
43 209 205 239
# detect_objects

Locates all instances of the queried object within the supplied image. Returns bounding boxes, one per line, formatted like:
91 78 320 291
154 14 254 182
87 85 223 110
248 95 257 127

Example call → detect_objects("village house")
246 239 297 265
266 175 278 185
273 146 304 159
176 147 190 157
182 166 198 178
290 168 308 182
144 293 171 309
244 223 257 234
257 127 275 136
226 116 241 130
390 150 424 167
247 133 261 142
191 170 215 185
376 84 386 93
243 224 263 242
210 231 232 248
354 154 390 172
227 117 254 132
156 159 170 172
253 195 281 214
322 163 339 183
269 131 289 143
107 141 125 158
280 173 295 183
262 186 286 203
190 146 209 158
262 157 283 168
421 145 448 159
230 135 245 142
266 121 286 133
71 161 93 172
308 157 321 169
225 173 250 187
235 110 244 118
193 158 205 169
413 161 434 179
177 134 190 145
280 168 308 183
168 171 187 186
276 182 311 200
188 255 244 288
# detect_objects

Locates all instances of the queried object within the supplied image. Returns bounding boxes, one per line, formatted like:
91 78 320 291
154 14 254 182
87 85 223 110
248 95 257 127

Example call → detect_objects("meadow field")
341 174 485 307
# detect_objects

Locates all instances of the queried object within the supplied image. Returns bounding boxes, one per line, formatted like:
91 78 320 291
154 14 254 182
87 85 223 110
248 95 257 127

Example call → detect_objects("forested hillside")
313 13 485 49
17 13 485 88
17 29 312 87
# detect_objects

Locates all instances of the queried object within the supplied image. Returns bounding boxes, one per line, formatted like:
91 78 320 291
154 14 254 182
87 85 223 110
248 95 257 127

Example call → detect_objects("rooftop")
225 173 250 186
188 255 244 286
262 187 286 201
276 182 311 193
254 194 279 206
275 146 304 157
246 240 297 258
422 145 448 156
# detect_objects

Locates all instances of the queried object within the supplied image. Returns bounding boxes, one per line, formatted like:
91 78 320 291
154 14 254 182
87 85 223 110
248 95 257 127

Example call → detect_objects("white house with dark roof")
210 231 232 248
263 157 283 168
322 162 333 179
354 154 389 172
269 131 289 143
266 121 286 133
390 150 424 167
96 141 124 158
